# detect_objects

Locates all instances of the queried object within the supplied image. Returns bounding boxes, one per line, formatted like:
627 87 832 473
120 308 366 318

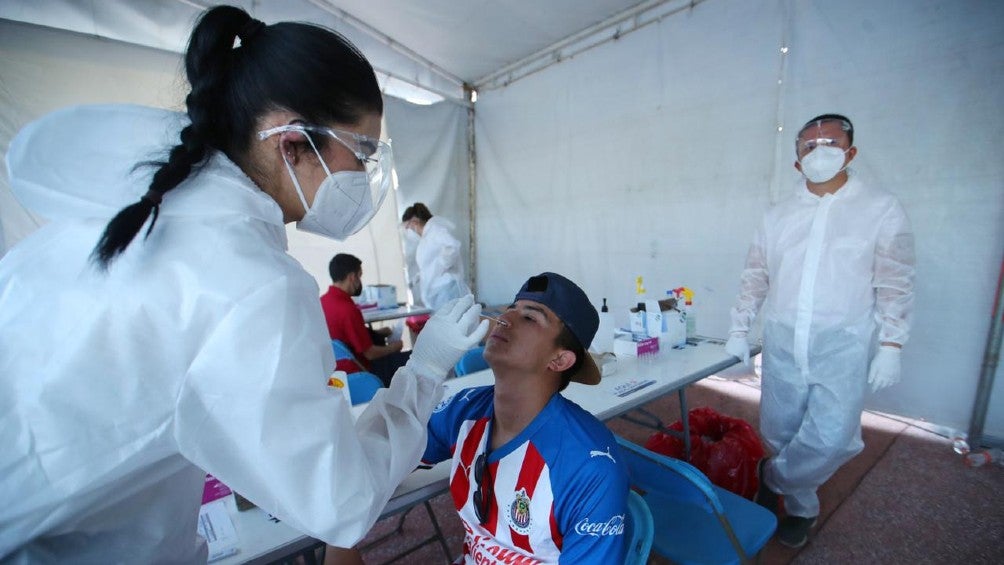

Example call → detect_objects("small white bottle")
592 298 615 354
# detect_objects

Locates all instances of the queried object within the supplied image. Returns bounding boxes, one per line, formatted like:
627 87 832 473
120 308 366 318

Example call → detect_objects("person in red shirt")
320 254 408 386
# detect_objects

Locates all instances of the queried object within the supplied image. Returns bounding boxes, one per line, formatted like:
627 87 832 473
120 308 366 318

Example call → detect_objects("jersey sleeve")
422 393 459 464
421 386 491 465
554 453 630 564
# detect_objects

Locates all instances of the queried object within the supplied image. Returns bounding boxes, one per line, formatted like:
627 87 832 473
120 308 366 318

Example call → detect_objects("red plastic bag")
644 406 765 499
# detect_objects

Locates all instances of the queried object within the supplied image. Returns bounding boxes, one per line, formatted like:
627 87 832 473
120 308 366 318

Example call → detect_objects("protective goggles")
796 137 848 155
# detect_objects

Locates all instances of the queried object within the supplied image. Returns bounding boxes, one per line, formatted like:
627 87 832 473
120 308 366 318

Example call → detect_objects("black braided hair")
91 5 382 269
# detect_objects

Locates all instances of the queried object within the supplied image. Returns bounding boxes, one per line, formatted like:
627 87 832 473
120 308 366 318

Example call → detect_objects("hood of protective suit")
424 215 456 234
6 104 281 226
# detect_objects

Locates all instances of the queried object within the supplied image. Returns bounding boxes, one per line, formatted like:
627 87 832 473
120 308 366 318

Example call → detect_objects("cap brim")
571 351 602 385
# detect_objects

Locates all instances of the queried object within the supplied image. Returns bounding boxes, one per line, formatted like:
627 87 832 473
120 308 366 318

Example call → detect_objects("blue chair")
616 436 776 565
331 339 357 363
454 345 489 376
624 490 654 565
331 340 384 405
346 371 383 405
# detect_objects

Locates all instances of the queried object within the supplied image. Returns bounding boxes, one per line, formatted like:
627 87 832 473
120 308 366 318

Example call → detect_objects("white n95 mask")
799 145 849 184
294 168 373 239
259 123 394 240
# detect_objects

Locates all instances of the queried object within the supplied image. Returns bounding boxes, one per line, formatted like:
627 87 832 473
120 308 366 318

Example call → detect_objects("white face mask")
282 148 373 241
260 123 394 241
799 145 849 184
403 228 420 243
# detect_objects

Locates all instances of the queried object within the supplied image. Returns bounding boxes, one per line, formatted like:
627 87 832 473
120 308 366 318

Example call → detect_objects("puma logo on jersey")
589 446 616 463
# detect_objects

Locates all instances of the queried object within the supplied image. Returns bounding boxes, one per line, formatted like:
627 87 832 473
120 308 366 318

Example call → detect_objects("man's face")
483 299 568 374
791 120 855 167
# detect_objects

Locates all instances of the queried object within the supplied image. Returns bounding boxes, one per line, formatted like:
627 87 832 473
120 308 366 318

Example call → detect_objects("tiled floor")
330 372 1004 565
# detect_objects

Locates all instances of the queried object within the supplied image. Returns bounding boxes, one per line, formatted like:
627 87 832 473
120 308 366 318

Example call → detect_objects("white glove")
868 345 901 393
406 294 489 381
725 333 751 366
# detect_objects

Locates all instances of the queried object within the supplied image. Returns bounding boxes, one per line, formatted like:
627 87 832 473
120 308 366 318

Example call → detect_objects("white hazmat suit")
0 105 485 563
729 171 914 518
415 215 470 311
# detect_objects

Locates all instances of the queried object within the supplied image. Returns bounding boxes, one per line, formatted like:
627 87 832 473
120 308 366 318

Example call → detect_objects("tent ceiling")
328 0 648 84
0 0 666 103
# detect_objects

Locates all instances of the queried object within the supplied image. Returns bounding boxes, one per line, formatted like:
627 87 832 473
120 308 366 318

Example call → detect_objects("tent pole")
464 85 478 300
967 256 1004 449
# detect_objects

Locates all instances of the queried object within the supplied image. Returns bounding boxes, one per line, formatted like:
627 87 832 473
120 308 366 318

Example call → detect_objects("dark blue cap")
514 272 601 384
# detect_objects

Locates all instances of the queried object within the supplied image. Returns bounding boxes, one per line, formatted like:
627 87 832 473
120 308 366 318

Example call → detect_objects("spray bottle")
630 277 647 334
676 287 696 339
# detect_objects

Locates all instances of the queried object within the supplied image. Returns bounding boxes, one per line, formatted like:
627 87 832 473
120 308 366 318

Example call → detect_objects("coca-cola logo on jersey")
573 514 625 537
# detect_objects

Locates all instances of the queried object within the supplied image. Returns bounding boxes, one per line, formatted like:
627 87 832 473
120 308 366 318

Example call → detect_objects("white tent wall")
384 96 472 303
0 19 185 252
473 0 1004 435
0 19 406 302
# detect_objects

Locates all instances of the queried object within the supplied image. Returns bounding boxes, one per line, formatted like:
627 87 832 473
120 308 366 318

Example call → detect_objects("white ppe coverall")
415 216 470 311
730 172 914 518
0 105 446 563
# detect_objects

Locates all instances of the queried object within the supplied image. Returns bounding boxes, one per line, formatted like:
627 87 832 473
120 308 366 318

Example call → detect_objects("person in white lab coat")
725 114 915 548
0 6 487 564
401 202 472 311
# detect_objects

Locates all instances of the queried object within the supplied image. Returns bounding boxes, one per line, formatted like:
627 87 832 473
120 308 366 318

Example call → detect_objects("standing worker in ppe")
401 202 471 311
0 6 488 564
725 114 914 548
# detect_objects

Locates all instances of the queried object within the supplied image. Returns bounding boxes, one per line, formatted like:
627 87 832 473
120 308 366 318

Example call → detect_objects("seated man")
320 253 408 386
423 272 630 563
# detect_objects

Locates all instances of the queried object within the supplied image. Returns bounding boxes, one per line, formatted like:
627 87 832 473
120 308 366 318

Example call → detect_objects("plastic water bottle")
963 447 1004 468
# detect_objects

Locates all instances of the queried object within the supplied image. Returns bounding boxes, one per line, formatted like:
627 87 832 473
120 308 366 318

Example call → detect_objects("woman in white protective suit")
401 202 471 311
0 6 487 563
725 114 914 548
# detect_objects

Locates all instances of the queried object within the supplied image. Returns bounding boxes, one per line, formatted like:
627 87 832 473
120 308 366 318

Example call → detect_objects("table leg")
679 388 691 462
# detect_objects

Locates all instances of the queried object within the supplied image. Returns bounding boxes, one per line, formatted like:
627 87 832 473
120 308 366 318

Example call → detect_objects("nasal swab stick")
481 314 510 327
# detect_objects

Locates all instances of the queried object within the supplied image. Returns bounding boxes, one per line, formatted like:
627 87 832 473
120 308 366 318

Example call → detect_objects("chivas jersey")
423 386 629 564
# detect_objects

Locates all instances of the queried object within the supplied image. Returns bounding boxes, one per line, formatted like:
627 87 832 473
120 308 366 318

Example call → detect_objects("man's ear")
547 350 576 373
844 146 858 164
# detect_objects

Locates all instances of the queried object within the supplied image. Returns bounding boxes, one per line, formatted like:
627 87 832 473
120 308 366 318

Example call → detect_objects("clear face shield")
796 137 845 157
258 123 395 239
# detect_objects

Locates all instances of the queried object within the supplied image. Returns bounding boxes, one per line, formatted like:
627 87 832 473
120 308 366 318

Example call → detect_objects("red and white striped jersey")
423 386 629 564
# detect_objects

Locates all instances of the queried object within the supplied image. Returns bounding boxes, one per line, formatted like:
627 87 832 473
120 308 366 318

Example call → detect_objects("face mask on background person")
403 228 420 243
799 145 849 183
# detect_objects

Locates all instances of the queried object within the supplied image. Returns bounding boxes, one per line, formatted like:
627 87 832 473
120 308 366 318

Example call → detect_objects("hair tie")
238 18 266 45
141 190 163 206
